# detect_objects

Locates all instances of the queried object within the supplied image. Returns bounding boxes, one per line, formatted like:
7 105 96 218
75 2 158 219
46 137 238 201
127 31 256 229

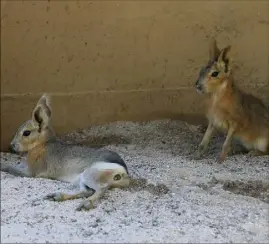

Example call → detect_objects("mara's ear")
32 103 51 130
36 93 52 110
217 45 232 73
209 39 221 61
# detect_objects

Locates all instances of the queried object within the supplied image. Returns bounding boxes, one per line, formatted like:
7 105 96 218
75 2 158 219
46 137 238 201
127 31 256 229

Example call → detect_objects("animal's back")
239 90 269 127
43 139 128 181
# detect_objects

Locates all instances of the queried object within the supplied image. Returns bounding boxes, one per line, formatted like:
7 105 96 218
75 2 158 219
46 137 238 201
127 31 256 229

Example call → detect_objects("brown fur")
195 39 269 162
27 142 46 177
10 94 54 176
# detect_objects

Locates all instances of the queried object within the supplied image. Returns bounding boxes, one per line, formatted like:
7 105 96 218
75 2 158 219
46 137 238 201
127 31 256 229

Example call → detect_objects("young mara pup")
1 94 130 211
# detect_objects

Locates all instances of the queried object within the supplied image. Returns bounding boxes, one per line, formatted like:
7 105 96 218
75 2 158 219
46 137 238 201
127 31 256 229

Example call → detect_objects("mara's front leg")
194 121 216 159
248 150 268 156
1 163 30 177
217 126 236 163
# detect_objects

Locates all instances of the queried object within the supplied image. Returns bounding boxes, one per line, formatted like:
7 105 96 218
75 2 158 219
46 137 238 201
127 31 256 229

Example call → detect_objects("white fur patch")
91 161 126 173
79 161 127 190
58 174 80 184
255 137 268 152
56 158 84 183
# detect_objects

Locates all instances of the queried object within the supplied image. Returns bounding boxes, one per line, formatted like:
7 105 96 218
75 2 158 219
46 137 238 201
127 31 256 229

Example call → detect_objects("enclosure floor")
1 119 269 243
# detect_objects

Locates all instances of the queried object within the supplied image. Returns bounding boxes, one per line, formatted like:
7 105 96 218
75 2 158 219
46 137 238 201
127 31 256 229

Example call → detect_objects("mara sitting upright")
194 39 269 163
1 94 130 211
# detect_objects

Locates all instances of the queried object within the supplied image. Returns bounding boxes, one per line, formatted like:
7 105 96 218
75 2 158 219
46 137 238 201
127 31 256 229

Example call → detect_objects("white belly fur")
56 158 86 184
57 174 81 184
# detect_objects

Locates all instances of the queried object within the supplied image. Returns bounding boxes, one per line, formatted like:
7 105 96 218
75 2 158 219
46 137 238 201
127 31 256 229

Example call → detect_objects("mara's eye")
113 174 121 181
23 130 31 137
211 71 219 77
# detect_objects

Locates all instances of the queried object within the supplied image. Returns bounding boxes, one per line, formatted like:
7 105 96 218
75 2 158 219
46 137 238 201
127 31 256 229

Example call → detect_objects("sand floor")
1 119 269 243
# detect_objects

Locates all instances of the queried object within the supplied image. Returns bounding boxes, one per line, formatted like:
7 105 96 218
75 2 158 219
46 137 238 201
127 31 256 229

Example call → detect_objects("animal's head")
100 167 131 188
10 94 53 153
195 39 232 94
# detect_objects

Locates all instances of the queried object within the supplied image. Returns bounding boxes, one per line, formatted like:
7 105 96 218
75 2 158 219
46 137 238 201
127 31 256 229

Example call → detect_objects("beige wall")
1 1 269 151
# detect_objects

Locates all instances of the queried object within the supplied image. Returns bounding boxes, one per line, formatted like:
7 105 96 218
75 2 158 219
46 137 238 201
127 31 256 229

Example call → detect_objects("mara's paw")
216 152 226 164
44 192 65 202
247 150 264 156
192 146 206 160
192 151 203 160
76 200 95 211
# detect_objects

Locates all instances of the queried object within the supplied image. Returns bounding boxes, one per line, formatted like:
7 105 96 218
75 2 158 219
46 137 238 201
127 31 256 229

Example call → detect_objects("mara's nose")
195 82 202 90
10 142 16 153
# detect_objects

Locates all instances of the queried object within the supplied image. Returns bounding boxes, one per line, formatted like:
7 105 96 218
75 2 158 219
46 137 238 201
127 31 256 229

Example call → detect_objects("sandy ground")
1 119 269 243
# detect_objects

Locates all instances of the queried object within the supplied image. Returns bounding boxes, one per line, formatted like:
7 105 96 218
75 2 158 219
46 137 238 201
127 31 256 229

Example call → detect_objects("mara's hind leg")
247 137 269 156
76 186 109 211
44 189 94 202
247 150 268 156
44 180 95 202
75 166 117 211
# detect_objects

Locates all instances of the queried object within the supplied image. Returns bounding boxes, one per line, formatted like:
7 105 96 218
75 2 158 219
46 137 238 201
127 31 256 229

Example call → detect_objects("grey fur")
2 94 130 211
31 138 129 179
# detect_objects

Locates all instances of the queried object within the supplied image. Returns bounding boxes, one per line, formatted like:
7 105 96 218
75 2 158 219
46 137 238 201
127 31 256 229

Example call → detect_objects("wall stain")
258 20 269 25
68 55 74 63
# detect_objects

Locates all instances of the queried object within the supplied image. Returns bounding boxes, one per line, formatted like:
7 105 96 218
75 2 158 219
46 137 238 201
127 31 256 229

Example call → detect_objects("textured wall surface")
1 1 269 151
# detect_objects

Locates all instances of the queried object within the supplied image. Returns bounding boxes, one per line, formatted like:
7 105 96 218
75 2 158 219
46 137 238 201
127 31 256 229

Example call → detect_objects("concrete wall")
1 1 269 151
